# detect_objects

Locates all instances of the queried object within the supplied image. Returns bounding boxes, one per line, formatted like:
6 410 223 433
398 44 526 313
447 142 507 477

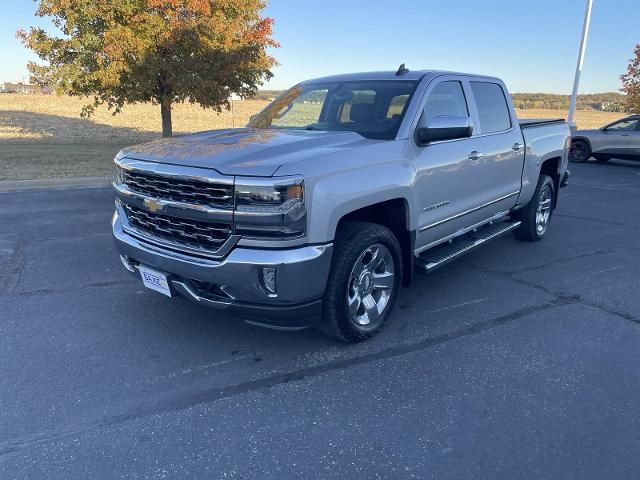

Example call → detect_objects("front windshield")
247 80 418 140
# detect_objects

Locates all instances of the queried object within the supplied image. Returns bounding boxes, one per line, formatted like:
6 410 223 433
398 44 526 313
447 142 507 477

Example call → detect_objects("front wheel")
512 175 555 242
569 140 590 163
320 221 402 342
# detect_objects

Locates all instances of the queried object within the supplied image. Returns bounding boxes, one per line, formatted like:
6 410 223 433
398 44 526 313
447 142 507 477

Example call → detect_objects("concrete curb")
0 176 111 193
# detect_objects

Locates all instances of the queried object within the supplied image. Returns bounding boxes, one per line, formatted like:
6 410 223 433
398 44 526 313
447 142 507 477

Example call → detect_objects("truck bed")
519 118 566 128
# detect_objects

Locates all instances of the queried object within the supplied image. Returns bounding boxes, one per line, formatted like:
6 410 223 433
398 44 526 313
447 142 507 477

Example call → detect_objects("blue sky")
1 0 638 93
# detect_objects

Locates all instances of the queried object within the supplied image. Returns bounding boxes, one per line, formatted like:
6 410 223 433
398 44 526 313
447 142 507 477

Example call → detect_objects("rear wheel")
513 175 555 242
320 221 402 342
569 140 590 163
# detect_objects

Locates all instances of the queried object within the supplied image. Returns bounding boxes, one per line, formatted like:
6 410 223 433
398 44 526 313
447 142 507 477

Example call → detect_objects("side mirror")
415 115 473 145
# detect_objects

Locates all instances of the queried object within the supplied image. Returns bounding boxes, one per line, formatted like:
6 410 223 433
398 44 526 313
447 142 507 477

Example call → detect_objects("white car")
570 115 640 163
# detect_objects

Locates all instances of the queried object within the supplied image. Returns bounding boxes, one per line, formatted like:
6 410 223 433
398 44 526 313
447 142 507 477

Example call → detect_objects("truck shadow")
0 110 159 180
0 109 157 144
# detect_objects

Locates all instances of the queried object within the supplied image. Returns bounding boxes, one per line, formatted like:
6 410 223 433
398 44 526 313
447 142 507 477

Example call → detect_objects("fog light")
261 267 277 295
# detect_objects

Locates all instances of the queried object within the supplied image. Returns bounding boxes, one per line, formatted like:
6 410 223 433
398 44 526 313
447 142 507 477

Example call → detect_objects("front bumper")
112 209 333 329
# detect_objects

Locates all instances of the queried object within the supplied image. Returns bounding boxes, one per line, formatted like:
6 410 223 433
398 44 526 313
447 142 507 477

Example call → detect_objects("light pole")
567 0 594 129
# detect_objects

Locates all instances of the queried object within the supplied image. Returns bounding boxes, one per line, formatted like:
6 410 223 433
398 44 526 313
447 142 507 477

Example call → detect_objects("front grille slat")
124 204 231 252
122 169 233 208
118 166 236 255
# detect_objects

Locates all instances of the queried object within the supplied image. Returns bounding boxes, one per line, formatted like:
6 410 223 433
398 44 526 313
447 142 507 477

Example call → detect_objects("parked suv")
570 114 640 163
112 68 570 341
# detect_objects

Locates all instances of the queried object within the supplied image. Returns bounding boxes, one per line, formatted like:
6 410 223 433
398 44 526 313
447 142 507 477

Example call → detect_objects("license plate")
139 265 172 297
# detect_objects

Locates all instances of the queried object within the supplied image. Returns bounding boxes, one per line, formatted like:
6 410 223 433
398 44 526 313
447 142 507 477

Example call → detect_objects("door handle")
512 143 524 151
468 151 484 161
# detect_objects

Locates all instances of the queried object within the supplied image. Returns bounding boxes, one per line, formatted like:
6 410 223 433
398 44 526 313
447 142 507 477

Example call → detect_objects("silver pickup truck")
112 68 570 342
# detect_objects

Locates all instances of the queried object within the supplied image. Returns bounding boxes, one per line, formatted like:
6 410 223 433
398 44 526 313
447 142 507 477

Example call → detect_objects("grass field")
514 108 621 127
0 94 268 180
0 94 625 181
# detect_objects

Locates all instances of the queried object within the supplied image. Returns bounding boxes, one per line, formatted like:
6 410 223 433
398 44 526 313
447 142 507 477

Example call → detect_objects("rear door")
466 80 525 207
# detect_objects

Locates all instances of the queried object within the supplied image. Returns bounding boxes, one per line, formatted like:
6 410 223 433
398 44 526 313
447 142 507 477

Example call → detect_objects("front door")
598 118 640 159
412 79 489 250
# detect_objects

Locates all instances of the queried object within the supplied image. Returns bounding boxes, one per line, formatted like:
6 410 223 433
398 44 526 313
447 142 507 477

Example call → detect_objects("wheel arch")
540 156 562 207
336 198 415 287
571 136 593 152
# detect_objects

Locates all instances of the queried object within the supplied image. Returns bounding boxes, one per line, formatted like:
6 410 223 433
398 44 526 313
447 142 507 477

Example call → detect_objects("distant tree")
18 0 278 137
621 44 640 113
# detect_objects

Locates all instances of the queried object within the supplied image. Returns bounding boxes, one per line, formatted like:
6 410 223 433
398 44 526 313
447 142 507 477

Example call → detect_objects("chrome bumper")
112 209 333 329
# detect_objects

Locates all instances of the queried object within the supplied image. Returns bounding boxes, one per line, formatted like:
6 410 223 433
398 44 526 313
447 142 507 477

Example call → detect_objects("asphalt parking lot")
1 160 640 479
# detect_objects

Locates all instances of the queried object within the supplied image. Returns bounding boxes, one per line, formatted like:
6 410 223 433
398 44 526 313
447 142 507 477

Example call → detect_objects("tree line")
511 92 629 112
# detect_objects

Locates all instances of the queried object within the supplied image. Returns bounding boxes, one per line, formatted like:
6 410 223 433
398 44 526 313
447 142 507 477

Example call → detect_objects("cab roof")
300 70 499 84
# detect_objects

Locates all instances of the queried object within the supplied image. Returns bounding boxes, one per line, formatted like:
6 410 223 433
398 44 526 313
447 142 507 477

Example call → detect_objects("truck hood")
118 128 373 177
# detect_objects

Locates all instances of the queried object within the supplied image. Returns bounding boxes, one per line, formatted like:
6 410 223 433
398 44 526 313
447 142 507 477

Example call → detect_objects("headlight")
234 176 306 238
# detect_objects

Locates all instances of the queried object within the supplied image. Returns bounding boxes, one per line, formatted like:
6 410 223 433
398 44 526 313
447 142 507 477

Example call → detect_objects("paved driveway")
1 161 639 479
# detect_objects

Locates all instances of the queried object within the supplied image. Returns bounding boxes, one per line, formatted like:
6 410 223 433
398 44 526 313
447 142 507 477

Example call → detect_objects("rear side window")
423 81 469 124
470 82 512 133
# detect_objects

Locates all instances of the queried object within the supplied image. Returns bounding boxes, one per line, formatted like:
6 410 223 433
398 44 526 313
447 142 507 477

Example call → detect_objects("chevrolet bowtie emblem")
143 198 164 213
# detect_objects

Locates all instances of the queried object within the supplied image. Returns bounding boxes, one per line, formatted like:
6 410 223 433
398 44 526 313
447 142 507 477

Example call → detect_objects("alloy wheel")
535 185 553 235
346 244 395 328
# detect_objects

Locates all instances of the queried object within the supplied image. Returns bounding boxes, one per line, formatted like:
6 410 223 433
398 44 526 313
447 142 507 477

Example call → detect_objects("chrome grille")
121 169 233 208
123 204 231 251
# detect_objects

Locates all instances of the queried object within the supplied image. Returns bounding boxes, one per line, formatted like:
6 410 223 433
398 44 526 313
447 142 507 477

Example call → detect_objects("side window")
339 90 377 123
470 82 512 133
423 81 468 124
606 119 638 131
421 81 469 125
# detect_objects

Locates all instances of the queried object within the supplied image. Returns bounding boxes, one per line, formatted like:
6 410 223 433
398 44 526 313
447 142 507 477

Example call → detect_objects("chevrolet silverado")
112 67 570 341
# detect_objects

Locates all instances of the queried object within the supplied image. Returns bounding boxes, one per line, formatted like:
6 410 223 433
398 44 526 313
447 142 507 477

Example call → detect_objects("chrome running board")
415 220 521 273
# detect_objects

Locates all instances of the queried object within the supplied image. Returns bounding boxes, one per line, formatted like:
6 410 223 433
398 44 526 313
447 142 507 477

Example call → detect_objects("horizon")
0 82 627 97
1 0 638 95
0 88 628 97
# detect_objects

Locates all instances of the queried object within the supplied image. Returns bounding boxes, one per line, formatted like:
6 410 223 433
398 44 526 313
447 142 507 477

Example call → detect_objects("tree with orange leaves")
18 0 278 136
621 44 640 113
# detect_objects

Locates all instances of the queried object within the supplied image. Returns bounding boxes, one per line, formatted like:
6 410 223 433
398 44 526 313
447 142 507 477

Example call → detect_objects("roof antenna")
396 63 409 75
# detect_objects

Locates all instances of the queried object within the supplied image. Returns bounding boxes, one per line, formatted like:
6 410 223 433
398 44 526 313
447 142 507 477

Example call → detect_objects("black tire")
569 140 590 163
320 221 402 342
512 175 555 242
